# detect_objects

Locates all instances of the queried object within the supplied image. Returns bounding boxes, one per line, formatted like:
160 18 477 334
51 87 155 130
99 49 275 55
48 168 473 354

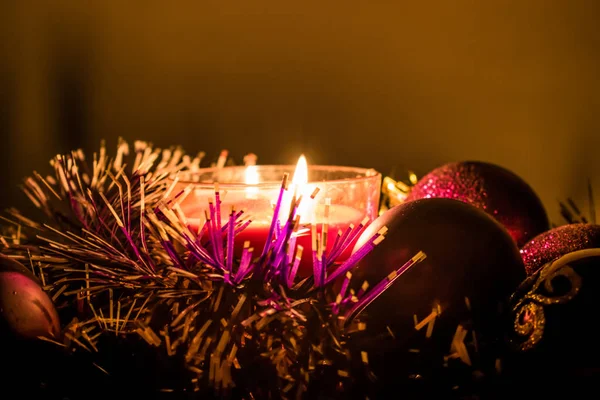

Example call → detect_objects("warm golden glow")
245 165 259 198
291 154 308 189
290 155 311 221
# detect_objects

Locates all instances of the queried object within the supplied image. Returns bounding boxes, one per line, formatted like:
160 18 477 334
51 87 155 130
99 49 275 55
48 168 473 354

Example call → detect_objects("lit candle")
173 156 381 276
244 165 260 199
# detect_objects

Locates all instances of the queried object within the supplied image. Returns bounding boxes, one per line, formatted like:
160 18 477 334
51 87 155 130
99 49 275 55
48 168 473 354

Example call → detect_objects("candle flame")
292 155 308 188
291 155 310 221
245 165 259 198
277 155 313 223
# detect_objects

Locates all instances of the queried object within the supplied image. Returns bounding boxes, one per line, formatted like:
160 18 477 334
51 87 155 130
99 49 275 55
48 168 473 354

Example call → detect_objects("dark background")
1 1 599 223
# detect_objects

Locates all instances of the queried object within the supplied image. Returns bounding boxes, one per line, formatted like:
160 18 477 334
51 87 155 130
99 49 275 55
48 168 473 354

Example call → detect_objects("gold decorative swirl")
513 302 545 351
525 264 582 306
511 249 590 352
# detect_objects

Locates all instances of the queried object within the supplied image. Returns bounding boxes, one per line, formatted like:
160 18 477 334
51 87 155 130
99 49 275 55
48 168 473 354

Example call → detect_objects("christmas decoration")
405 161 549 246
0 254 60 340
520 223 600 275
348 198 526 397
505 249 600 396
0 139 414 399
0 137 595 399
379 172 418 214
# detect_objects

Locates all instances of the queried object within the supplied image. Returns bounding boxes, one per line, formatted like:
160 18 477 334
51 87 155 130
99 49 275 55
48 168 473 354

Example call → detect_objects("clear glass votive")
169 164 382 276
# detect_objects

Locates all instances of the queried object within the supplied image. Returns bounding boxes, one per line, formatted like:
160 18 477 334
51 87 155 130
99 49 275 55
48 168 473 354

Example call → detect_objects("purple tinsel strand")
234 246 254 284
139 209 149 257
86 191 120 242
119 225 155 273
312 249 322 287
324 224 354 266
281 234 298 283
115 182 127 236
195 220 209 245
286 253 302 287
333 220 369 263
214 189 225 264
270 204 300 265
260 175 289 259
271 225 298 278
344 252 426 322
221 210 245 232
339 273 351 300
326 230 343 262
138 178 151 263
183 231 221 267
214 189 222 230
161 240 187 270
266 218 288 262
286 235 297 264
345 220 369 246
234 219 253 236
267 228 295 279
324 232 382 285
125 183 132 235
332 272 352 314
356 281 369 299
164 187 188 210
208 202 221 265
225 208 235 282
269 249 286 281
319 251 325 288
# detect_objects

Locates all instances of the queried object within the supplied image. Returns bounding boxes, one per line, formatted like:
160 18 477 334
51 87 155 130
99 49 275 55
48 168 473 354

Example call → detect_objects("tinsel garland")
0 139 425 398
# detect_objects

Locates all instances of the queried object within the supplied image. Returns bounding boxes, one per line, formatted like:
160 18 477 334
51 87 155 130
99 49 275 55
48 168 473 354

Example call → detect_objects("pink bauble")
520 223 600 275
406 161 549 247
0 255 61 339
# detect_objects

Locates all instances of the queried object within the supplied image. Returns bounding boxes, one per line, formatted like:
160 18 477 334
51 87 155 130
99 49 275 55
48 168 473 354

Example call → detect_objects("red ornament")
405 161 549 247
349 198 526 395
0 255 61 340
352 197 525 332
520 223 600 275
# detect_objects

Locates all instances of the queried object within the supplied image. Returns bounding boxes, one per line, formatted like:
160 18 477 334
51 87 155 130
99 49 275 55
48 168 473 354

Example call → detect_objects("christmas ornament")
0 140 391 399
405 161 549 246
0 252 40 279
0 254 61 340
520 223 600 275
505 249 600 395
349 198 525 396
1 137 593 399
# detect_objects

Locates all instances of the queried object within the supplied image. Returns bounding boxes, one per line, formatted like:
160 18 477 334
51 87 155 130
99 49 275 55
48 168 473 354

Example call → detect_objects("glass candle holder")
170 164 381 276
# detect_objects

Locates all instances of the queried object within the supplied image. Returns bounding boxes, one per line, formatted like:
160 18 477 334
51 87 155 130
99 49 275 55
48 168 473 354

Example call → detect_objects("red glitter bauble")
405 161 549 247
520 223 600 275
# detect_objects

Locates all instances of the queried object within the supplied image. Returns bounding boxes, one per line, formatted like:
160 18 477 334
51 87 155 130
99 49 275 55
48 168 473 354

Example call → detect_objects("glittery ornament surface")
520 223 600 275
406 161 549 247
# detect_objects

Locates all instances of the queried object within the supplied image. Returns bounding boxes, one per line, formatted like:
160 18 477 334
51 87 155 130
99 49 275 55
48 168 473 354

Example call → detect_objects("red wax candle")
174 155 381 279
185 204 365 277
